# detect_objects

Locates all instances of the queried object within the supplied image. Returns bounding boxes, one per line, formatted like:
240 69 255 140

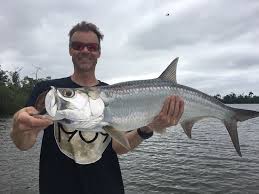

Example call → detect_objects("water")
1 104 259 194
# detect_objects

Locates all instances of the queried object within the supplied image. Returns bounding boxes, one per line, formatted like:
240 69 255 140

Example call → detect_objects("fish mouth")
60 118 74 124
45 87 58 118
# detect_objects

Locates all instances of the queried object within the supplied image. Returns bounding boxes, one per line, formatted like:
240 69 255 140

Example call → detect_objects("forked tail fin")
224 108 259 157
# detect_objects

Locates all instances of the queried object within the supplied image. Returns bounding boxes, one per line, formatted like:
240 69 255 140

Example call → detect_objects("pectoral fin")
103 126 131 150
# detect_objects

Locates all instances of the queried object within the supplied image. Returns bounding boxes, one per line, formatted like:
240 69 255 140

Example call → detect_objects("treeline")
213 92 259 104
0 66 50 117
1 66 259 117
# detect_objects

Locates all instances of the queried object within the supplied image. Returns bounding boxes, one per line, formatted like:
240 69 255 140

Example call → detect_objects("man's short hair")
68 21 104 43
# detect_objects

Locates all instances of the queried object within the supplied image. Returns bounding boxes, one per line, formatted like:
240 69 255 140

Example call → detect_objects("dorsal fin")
158 57 179 83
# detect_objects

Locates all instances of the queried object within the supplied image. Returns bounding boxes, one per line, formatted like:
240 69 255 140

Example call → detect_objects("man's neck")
71 72 99 87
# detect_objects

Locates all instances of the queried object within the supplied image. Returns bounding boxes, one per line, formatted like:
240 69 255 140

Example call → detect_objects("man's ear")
97 49 101 58
69 47 72 56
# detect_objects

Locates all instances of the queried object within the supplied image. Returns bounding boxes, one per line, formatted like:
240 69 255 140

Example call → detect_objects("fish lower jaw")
60 116 107 131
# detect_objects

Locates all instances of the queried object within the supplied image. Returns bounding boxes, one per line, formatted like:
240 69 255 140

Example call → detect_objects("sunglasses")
70 41 100 52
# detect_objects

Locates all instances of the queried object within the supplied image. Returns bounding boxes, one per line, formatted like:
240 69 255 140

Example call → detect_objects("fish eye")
62 89 75 98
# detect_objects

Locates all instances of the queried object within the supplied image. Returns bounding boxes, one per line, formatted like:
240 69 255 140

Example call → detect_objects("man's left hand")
147 96 184 133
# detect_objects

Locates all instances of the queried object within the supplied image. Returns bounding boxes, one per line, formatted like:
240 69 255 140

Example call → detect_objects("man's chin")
76 63 96 72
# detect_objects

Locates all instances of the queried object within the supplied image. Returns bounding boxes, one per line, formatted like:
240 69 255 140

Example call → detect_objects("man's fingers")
168 96 184 125
161 97 170 115
24 106 39 115
148 96 185 131
173 96 180 116
167 96 176 116
28 116 53 128
177 100 184 121
15 110 52 131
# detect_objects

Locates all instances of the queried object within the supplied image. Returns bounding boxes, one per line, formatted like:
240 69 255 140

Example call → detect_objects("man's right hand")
10 106 53 150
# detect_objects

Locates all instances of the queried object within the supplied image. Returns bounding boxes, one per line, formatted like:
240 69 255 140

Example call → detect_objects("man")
10 21 184 194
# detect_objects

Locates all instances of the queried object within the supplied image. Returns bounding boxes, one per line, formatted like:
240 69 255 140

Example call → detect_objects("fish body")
36 58 259 156
100 79 231 131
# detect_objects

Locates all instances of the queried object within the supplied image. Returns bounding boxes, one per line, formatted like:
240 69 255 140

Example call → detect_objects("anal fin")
181 120 194 138
181 117 204 138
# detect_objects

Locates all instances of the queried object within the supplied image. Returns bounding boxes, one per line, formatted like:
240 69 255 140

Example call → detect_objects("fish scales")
100 79 232 131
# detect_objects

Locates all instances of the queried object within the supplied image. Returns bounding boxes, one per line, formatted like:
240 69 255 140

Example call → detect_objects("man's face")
69 31 101 73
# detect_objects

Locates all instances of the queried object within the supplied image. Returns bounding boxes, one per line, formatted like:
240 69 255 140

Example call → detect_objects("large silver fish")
35 58 259 156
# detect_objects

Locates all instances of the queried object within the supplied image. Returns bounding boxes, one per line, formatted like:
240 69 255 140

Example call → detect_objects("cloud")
0 0 258 95
130 0 259 50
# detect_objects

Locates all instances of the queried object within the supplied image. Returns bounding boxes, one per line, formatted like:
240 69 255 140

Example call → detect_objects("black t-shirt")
26 77 124 194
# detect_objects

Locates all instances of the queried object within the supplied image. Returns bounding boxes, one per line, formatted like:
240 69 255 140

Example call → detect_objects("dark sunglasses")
70 41 100 52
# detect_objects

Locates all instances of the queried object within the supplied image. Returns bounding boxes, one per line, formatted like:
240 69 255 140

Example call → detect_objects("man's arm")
10 107 53 151
112 96 184 154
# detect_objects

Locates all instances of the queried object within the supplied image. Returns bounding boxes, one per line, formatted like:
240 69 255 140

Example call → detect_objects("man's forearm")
112 126 153 155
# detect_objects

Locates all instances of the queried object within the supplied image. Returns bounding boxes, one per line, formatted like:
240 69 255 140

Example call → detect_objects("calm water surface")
0 104 259 194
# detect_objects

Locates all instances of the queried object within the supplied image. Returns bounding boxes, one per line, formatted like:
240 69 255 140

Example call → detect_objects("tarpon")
35 58 259 156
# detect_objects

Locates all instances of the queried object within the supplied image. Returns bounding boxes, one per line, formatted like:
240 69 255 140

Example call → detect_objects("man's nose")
81 46 90 52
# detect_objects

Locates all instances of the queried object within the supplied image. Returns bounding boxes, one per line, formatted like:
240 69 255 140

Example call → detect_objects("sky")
0 0 258 96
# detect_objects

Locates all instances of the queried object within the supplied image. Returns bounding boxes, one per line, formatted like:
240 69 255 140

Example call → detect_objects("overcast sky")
1 0 258 95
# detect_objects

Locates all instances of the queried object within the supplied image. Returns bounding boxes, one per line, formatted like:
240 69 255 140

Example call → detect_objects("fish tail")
224 119 241 156
231 107 259 122
224 108 259 157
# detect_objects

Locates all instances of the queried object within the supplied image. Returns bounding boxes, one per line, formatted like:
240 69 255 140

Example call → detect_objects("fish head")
45 86 105 127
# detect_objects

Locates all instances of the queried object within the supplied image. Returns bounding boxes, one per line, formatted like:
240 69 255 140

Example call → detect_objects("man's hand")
147 96 184 133
113 96 184 154
10 106 53 150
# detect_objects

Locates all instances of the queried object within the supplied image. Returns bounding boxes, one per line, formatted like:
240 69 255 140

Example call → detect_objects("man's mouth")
79 57 91 62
